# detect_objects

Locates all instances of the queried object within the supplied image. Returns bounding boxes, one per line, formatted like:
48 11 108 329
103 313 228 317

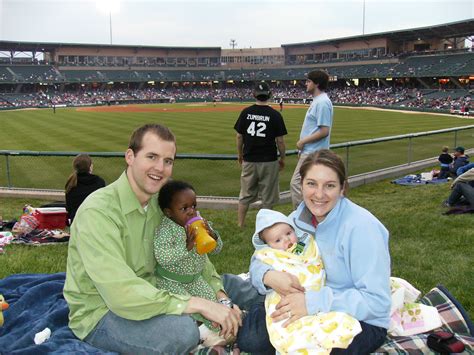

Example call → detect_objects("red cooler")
33 208 67 230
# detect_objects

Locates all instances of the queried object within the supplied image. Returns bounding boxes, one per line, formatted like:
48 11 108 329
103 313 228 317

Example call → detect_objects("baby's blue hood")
252 209 303 250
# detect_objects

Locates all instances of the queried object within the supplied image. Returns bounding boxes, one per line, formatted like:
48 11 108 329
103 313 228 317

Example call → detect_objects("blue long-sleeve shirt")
250 197 391 329
457 163 474 177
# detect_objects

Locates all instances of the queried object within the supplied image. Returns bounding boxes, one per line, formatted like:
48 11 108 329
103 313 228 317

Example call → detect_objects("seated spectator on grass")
449 146 469 177
251 150 391 354
444 167 474 208
63 124 273 354
65 154 106 224
438 146 453 179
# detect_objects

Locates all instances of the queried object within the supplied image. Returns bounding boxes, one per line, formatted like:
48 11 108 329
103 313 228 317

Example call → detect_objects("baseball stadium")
0 14 473 354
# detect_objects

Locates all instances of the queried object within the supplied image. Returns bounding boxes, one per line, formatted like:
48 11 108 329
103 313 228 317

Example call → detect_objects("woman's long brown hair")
65 154 92 193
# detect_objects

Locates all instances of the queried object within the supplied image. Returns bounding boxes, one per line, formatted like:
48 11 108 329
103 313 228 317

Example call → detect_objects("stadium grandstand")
0 19 473 113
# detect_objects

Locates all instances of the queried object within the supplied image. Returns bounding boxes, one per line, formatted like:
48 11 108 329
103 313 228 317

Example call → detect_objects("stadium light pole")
96 0 119 45
362 0 366 35
109 10 113 44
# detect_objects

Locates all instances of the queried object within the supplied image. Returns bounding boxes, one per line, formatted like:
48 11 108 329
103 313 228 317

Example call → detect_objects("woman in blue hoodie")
250 149 391 354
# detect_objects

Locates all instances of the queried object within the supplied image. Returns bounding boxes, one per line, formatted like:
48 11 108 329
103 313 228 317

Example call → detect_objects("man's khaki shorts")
239 160 280 207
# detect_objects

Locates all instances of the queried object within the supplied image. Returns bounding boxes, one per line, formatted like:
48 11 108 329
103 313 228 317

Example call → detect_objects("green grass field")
1 175 472 319
0 103 473 197
0 104 473 322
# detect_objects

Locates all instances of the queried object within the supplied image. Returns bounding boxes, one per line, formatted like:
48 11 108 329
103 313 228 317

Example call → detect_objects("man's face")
306 79 316 94
125 131 176 206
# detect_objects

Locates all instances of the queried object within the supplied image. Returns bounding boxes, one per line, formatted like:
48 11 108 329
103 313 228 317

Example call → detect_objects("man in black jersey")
234 82 287 227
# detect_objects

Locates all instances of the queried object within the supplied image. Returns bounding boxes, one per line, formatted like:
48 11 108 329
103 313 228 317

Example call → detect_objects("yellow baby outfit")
254 237 362 354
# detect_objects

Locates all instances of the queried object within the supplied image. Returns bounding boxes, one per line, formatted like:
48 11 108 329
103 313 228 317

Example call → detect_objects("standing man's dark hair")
234 81 288 227
306 70 329 91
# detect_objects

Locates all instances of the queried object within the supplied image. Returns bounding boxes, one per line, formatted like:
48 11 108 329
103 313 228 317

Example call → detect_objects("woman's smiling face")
301 164 344 223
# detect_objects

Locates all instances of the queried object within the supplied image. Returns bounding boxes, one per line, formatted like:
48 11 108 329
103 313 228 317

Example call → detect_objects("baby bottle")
185 213 217 255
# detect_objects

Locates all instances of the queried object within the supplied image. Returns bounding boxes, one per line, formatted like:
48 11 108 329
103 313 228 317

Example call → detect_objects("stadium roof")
0 40 220 52
0 19 472 53
282 19 474 48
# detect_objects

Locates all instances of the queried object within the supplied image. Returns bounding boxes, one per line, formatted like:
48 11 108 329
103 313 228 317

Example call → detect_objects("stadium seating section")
0 52 473 84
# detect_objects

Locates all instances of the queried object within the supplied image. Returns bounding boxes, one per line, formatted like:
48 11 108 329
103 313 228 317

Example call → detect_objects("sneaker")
441 200 451 208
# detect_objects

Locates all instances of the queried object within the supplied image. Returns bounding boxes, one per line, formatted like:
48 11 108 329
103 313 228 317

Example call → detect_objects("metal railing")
1 125 473 197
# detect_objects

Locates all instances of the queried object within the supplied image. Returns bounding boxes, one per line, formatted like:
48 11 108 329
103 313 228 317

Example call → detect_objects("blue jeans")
448 182 474 208
84 312 200 354
223 274 274 354
330 321 387 355
84 273 274 354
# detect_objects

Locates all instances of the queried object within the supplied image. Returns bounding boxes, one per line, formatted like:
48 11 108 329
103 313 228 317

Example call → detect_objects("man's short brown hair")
128 124 176 154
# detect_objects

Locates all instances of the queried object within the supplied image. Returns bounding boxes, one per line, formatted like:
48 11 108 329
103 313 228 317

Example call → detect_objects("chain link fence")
1 125 473 197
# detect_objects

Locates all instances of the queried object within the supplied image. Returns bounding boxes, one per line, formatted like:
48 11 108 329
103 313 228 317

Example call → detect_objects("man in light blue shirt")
290 70 333 208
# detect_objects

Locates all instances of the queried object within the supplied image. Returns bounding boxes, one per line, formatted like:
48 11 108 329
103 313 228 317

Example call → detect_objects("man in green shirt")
64 124 271 354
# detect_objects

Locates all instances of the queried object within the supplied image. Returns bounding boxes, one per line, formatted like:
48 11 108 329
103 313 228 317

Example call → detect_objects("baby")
438 146 453 179
154 180 232 347
251 209 362 354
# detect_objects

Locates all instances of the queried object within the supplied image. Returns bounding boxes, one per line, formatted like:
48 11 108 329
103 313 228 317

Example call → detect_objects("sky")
0 0 472 49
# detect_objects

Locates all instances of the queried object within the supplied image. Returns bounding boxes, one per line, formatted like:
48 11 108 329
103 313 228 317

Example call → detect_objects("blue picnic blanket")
391 175 448 186
0 273 113 354
1 273 473 354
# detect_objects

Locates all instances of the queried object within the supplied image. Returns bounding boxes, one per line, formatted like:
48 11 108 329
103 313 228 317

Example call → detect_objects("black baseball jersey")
234 104 287 162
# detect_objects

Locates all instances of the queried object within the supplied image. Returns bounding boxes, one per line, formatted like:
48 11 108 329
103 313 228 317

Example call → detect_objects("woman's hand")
263 270 305 296
271 292 308 327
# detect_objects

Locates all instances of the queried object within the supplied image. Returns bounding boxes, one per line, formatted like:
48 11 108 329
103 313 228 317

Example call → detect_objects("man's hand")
185 226 197 251
237 154 243 166
263 270 305 296
296 140 304 151
278 158 285 171
271 292 308 327
186 297 242 338
202 219 218 240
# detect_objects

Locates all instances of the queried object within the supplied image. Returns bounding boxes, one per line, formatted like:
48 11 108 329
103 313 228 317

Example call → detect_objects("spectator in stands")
63 124 273 354
449 146 469 177
65 154 105 224
290 70 333 208
438 146 453 179
234 82 287 227
0 84 471 113
444 166 474 209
